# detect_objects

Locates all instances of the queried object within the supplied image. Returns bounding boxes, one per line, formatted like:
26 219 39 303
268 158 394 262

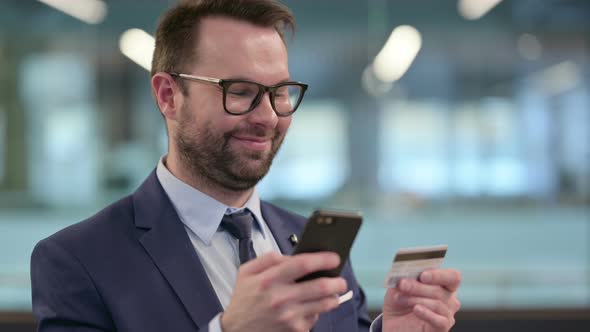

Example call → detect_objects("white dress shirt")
156 157 281 331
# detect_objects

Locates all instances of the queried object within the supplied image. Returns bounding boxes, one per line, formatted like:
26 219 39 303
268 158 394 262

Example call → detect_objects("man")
31 0 461 331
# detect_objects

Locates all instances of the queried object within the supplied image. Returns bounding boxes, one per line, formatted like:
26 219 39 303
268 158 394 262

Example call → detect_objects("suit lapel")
133 171 223 330
260 202 300 255
260 203 333 332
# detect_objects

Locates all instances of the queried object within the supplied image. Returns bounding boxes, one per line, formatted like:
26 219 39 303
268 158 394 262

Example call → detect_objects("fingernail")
328 252 340 262
421 271 432 282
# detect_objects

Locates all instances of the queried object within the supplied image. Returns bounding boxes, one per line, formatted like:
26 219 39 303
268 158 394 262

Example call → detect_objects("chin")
232 158 272 178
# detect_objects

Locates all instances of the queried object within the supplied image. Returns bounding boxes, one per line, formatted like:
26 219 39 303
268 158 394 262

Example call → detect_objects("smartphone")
293 209 362 282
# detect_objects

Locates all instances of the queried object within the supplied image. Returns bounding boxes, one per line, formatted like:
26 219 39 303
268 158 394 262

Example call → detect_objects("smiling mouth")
231 135 272 152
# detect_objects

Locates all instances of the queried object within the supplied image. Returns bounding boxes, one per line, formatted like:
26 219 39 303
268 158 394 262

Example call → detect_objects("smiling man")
161 14 295 202
31 1 461 331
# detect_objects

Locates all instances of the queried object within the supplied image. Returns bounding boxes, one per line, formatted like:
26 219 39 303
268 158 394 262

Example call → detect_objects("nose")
246 92 279 128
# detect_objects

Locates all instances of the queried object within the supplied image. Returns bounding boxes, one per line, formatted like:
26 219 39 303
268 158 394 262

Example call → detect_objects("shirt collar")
156 156 266 245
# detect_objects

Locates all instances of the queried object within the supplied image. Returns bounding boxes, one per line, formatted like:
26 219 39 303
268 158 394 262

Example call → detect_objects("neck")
164 153 254 208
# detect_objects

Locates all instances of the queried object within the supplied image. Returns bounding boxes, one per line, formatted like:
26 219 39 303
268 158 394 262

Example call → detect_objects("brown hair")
151 0 295 93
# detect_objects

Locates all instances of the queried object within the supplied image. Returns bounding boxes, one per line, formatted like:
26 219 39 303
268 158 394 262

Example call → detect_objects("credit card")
383 245 448 288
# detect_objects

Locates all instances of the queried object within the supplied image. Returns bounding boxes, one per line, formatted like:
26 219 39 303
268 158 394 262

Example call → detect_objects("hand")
221 252 348 332
382 269 461 332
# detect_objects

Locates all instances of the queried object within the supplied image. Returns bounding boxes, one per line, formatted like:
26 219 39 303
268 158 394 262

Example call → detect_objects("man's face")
174 17 292 191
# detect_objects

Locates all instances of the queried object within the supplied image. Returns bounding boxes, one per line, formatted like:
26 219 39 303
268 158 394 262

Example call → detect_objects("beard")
174 106 286 192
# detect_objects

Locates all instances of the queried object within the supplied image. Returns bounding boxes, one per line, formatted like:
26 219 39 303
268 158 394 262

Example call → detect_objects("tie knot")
220 209 255 240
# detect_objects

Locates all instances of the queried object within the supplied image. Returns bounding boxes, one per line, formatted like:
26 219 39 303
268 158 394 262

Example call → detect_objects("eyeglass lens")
225 82 302 114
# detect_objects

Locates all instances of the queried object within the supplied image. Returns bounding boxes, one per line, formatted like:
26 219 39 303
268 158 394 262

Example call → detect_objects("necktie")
220 209 257 264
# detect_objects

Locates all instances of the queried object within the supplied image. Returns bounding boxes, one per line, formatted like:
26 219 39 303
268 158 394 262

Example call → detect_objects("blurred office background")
0 0 589 330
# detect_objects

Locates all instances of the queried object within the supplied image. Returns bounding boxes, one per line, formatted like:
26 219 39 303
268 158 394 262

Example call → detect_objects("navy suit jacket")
31 171 373 331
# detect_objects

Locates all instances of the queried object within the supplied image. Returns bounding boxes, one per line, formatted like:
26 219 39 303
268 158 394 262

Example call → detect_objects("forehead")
192 16 289 82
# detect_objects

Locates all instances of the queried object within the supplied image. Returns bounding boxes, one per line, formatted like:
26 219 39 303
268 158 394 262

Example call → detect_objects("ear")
151 72 182 121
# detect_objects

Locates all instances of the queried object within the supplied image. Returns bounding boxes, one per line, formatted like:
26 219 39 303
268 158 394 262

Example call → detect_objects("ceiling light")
458 0 503 20
372 25 422 83
38 0 107 24
119 29 155 71
531 61 580 95
517 34 542 61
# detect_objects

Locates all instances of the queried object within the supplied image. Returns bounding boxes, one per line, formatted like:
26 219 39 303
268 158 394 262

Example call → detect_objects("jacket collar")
133 170 223 329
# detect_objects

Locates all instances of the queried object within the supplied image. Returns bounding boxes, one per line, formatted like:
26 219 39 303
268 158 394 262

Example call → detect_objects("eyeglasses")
169 72 308 117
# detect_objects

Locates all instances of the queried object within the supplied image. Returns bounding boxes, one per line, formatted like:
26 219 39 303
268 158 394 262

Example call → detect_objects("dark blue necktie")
220 209 257 265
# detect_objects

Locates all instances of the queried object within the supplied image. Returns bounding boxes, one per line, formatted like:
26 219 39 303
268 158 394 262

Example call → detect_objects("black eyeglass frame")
169 72 308 117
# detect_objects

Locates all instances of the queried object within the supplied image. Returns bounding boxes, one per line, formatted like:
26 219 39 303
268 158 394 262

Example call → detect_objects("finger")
304 313 320 327
278 277 347 304
240 252 286 275
413 304 455 331
393 295 452 318
299 293 340 317
419 269 462 292
263 252 340 282
385 289 414 315
398 279 448 300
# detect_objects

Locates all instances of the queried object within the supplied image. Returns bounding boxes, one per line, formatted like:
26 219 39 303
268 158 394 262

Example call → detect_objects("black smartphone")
293 209 362 282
